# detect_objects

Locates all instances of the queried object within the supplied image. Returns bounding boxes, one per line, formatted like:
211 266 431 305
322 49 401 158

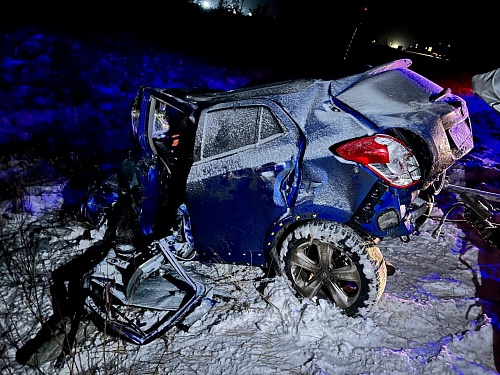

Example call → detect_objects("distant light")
201 1 210 9
248 12 252 16
387 39 405 49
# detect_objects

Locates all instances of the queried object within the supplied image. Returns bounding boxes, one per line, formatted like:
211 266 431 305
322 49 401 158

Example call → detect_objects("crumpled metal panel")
336 67 473 188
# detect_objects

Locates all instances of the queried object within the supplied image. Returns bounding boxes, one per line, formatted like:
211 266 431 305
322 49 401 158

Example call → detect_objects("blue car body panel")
82 59 473 268
77 59 474 344
186 99 304 266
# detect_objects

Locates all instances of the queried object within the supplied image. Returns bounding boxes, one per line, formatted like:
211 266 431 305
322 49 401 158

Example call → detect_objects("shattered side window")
151 100 171 139
259 107 283 140
203 106 258 158
151 99 186 140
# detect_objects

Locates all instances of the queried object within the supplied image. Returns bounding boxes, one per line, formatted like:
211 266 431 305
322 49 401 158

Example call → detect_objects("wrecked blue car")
81 59 473 344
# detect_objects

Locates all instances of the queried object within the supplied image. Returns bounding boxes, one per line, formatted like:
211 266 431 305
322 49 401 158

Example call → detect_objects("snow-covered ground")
1 26 500 374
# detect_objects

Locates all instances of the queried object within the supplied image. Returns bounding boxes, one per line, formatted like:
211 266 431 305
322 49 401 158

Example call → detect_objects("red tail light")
336 134 421 188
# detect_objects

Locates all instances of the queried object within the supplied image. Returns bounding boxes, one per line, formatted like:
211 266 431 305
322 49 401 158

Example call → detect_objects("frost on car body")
79 59 473 344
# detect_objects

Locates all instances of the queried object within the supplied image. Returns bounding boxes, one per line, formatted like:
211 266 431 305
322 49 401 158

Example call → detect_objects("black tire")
276 220 387 317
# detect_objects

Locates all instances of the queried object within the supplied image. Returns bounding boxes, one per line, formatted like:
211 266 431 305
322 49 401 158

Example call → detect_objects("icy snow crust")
1 190 496 374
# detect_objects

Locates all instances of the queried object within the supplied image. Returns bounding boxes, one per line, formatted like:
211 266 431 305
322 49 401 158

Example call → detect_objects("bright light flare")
387 39 405 49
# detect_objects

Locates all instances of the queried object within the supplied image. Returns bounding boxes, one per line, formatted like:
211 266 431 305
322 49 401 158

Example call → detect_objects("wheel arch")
265 214 319 272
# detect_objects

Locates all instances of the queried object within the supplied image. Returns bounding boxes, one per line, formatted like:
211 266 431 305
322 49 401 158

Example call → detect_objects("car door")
186 99 303 266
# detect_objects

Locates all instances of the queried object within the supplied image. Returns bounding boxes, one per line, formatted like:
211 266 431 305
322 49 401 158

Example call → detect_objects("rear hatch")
335 63 473 189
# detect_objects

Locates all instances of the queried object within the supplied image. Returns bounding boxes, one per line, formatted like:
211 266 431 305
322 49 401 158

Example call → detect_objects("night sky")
2 0 496 74
264 0 496 70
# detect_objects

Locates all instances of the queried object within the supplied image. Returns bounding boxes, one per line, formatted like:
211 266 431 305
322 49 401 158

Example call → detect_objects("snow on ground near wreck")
1 25 499 375
0 178 497 375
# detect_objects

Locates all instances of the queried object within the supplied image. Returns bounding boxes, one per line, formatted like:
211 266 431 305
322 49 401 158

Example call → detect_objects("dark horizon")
2 0 496 75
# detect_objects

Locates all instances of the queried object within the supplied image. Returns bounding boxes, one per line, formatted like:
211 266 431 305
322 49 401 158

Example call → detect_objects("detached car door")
186 99 303 266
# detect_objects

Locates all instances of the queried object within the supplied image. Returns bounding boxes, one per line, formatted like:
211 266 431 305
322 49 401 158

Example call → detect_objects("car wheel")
277 220 387 317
